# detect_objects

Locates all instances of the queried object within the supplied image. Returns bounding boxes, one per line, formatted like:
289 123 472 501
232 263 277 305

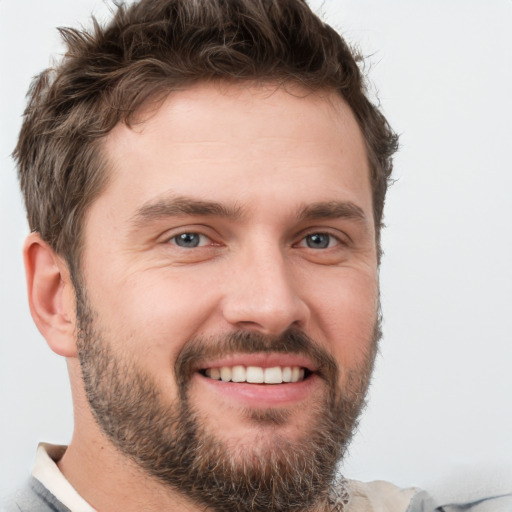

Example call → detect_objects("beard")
74 284 379 512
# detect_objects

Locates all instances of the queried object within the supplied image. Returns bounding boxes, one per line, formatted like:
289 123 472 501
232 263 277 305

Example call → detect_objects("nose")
221 241 310 336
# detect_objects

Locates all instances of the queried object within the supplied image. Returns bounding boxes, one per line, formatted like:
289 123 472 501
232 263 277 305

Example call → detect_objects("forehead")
98 81 371 221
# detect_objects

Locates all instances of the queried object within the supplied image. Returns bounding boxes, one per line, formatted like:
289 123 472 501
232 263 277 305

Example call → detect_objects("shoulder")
1 476 71 512
344 464 512 512
345 478 426 512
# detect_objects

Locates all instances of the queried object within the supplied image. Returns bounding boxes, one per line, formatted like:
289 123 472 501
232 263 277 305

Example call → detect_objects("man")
2 0 510 511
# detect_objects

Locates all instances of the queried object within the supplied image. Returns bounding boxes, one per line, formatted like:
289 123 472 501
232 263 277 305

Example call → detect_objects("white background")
1 0 511 499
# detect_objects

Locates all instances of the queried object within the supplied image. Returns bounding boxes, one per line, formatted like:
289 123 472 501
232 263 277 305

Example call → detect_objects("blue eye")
173 233 202 248
304 233 334 249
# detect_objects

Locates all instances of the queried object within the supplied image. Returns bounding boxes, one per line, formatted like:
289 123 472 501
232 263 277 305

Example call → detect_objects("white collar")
32 442 96 512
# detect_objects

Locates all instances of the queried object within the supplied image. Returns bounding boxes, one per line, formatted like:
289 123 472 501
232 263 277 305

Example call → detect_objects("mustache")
174 328 339 393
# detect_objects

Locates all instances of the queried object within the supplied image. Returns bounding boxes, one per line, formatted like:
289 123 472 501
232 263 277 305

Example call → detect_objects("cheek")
307 269 379 369
86 266 222 367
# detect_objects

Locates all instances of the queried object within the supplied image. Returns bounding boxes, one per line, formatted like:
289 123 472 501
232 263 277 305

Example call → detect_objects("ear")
23 232 78 357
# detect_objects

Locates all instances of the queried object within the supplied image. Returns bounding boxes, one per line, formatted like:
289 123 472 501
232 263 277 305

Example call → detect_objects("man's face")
76 82 379 511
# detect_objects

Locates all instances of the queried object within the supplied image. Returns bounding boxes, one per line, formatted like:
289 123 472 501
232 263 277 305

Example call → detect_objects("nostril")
223 300 310 337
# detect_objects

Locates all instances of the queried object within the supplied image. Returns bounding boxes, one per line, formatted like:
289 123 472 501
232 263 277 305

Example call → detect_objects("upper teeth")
204 366 306 384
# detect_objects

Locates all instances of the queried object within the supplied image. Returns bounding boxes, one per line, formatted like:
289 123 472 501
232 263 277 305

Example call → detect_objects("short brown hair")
15 0 398 272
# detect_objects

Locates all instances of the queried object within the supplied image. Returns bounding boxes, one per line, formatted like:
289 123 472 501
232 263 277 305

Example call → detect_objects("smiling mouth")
199 365 312 384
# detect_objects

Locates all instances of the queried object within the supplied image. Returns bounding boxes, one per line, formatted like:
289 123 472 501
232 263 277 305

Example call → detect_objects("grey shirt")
2 477 71 512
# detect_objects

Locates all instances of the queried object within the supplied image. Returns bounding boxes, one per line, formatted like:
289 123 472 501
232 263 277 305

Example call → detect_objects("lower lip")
193 372 320 408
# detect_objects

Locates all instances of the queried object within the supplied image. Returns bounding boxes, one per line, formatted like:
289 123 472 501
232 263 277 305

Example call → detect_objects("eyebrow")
298 201 369 226
130 195 244 228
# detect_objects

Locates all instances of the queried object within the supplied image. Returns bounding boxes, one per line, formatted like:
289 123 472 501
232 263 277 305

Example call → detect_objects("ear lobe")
23 232 78 357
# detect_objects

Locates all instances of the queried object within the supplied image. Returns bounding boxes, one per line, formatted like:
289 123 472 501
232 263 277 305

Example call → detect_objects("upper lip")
196 353 317 373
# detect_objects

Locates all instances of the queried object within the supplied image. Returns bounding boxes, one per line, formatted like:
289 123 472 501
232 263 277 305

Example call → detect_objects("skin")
25 81 379 511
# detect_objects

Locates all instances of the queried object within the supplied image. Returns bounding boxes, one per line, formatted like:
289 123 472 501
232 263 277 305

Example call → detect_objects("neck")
61 360 202 511
58 428 203 512
58 437 340 511
59 436 343 511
